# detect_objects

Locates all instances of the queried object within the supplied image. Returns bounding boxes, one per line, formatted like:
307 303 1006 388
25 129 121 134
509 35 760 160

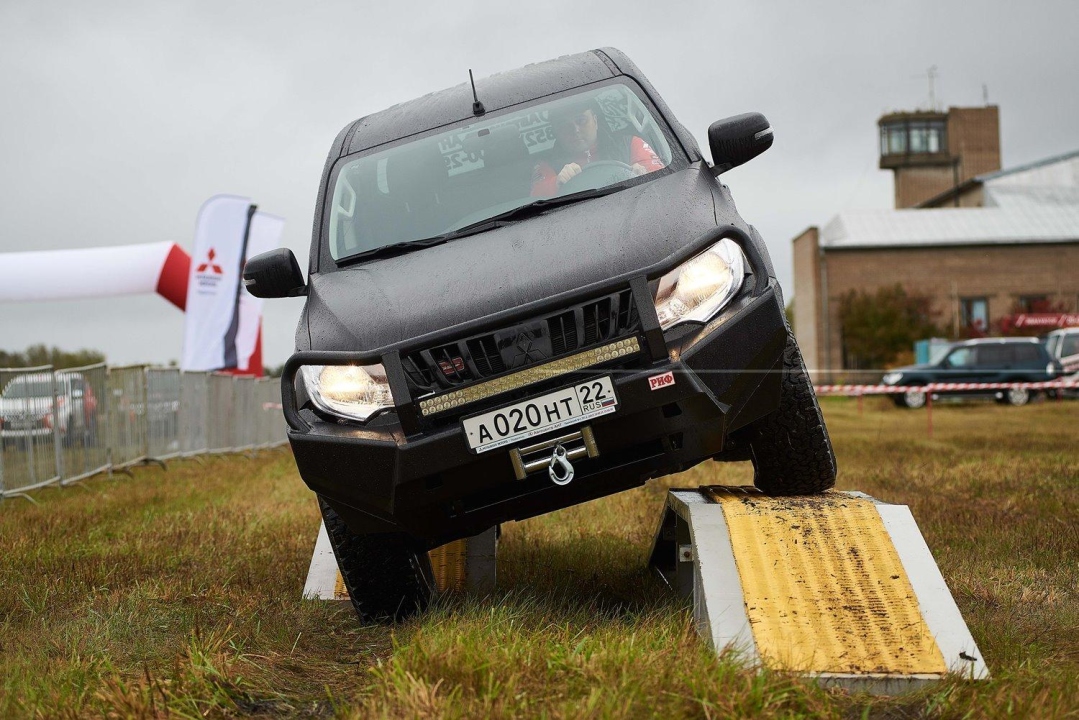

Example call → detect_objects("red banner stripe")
155 243 191 311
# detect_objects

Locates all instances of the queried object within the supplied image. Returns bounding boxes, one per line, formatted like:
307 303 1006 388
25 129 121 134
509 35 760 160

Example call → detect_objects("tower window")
880 119 947 156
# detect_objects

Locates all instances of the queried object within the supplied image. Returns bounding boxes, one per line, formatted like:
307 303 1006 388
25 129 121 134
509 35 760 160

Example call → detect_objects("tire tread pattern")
746 330 837 495
317 497 434 623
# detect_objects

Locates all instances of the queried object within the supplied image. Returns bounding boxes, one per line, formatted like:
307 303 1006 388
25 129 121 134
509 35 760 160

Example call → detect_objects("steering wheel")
558 160 637 194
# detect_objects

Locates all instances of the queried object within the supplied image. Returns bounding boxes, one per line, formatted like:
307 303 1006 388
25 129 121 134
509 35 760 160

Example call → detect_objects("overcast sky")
2 0 1077 367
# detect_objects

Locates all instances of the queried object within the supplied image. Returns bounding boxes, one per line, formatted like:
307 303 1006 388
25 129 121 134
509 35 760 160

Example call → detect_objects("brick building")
792 104 1079 380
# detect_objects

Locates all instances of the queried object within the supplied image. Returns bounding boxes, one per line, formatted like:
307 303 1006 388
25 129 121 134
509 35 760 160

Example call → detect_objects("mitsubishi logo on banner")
181 195 285 373
195 247 226 295
197 248 224 274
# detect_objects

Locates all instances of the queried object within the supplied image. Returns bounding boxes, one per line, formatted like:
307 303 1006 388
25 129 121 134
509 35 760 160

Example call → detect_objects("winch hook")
548 444 575 486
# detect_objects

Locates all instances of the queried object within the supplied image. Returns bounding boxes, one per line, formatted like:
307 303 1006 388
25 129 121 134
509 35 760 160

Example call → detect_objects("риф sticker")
649 371 675 391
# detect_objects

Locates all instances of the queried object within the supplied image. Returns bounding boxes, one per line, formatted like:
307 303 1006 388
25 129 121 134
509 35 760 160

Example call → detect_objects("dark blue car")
882 338 1063 407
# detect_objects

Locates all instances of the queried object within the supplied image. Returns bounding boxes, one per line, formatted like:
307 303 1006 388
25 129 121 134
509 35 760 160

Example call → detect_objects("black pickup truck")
245 48 836 621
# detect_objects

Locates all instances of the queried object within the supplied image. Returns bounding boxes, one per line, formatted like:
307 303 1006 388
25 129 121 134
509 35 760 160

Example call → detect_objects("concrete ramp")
303 524 497 601
649 487 988 693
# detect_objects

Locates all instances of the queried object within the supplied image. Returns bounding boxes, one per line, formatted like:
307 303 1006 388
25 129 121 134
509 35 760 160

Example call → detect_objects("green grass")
0 399 1076 718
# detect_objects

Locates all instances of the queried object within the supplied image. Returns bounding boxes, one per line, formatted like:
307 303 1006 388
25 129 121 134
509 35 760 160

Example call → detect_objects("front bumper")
284 279 787 545
0 425 53 440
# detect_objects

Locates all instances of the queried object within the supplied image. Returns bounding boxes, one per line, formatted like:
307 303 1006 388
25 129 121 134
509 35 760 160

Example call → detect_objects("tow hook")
548 444 575 486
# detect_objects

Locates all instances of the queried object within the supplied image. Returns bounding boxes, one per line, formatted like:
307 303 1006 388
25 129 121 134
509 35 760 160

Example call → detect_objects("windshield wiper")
337 236 453 266
337 186 622 266
449 186 623 237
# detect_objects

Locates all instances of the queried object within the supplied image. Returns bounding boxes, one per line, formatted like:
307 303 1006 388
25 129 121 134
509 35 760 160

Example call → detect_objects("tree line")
0 345 106 370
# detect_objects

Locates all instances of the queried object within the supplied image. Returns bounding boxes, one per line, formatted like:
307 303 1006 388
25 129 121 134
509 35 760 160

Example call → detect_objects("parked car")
1045 327 1079 374
1046 327 1079 398
882 337 1063 407
0 372 98 447
245 48 836 620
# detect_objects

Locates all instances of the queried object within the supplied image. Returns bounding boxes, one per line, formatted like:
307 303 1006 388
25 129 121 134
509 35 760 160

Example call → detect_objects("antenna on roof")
469 69 485 116
926 65 939 111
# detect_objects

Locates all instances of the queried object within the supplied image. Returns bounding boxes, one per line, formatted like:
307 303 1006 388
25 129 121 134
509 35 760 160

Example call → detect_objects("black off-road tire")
744 330 837 495
317 496 434 623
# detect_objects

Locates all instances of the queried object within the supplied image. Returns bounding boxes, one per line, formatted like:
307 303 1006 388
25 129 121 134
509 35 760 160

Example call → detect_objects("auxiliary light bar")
419 337 641 417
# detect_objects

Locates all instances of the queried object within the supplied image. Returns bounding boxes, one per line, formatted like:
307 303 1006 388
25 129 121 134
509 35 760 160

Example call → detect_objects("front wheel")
318 496 434 623
895 388 927 409
999 387 1032 406
744 330 837 495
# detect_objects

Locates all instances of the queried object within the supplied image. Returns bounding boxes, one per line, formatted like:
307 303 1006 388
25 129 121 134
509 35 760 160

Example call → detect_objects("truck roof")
335 47 701 160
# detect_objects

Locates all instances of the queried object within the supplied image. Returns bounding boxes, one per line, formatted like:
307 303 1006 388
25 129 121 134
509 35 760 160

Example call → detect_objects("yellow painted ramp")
707 488 947 676
649 487 988 692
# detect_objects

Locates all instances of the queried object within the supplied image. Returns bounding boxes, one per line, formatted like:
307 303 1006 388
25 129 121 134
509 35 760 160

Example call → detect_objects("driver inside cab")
530 99 666 197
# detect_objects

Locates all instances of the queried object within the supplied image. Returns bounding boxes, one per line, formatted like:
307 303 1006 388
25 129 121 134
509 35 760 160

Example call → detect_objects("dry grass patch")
0 399 1076 717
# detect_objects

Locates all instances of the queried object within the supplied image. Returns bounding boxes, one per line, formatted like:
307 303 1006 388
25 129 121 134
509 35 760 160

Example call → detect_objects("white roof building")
820 150 1079 250
792 149 1079 380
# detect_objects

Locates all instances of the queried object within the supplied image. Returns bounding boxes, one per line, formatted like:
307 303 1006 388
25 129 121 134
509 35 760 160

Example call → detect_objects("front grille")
404 288 640 397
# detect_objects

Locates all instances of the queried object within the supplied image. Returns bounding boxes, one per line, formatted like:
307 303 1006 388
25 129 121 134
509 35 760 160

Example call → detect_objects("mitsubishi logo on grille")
509 328 546 367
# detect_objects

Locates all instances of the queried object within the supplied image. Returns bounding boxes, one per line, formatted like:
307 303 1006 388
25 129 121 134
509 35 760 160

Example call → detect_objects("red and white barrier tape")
815 381 1079 396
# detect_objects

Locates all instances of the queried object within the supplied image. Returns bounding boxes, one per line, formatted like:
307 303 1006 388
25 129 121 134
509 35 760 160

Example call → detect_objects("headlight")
653 238 746 330
299 364 394 422
881 372 903 385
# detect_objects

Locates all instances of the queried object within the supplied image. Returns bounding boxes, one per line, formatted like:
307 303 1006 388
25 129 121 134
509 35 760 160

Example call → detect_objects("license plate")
462 376 618 453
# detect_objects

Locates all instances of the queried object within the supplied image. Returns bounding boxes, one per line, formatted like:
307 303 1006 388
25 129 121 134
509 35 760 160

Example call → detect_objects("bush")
838 285 941 369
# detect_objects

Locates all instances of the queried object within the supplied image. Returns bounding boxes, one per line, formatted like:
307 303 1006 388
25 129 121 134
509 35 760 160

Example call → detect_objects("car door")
975 344 1013 385
1060 333 1079 374
937 345 981 395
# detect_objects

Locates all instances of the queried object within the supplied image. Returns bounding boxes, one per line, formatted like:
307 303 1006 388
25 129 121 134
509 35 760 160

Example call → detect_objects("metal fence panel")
57 364 110 484
106 365 148 468
207 374 235 452
147 368 182 460
179 371 209 455
256 378 284 447
0 366 61 495
232 376 256 450
3 363 289 500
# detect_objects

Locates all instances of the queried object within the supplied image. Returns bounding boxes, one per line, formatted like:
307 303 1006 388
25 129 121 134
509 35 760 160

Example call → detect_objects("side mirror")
708 112 773 175
243 248 307 299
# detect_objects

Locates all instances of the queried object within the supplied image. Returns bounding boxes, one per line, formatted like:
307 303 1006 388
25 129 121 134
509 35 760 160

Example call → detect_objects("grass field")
1 399 1077 718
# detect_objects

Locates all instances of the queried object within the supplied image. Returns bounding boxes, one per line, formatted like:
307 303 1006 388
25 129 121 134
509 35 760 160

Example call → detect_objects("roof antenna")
926 65 938 111
469 69 485 116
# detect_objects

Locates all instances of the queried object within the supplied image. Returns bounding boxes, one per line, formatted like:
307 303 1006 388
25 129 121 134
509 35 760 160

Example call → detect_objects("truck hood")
303 167 728 352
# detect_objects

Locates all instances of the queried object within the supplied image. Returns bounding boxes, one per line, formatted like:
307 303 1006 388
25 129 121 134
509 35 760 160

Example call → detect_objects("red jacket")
530 136 665 197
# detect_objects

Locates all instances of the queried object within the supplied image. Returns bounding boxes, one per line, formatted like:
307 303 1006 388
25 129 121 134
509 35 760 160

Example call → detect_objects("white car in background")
1046 328 1079 397
1046 328 1079 374
0 372 98 447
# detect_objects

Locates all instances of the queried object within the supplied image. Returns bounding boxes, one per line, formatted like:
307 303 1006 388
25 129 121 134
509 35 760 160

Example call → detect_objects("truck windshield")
327 82 681 262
